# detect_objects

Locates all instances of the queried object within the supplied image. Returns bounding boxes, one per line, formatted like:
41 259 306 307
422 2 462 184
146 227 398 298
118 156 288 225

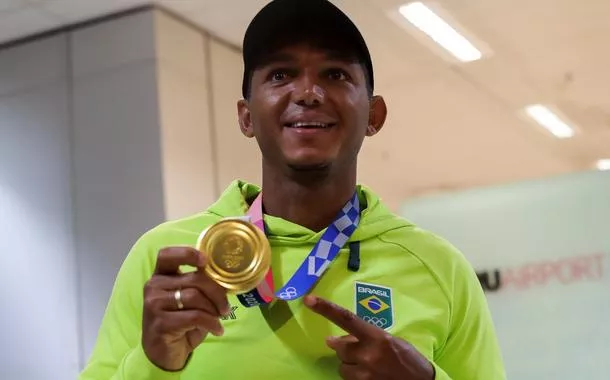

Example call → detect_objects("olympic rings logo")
278 287 298 300
362 316 387 328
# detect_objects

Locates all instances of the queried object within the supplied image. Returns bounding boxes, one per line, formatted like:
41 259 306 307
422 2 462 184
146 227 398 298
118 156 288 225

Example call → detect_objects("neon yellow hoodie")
79 180 505 379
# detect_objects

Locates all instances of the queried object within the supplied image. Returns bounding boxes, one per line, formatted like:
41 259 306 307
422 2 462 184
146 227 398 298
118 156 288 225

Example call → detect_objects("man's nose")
292 74 325 107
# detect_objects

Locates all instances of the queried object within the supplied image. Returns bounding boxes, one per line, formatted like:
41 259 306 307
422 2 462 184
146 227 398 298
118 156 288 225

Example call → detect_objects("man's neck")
260 165 357 232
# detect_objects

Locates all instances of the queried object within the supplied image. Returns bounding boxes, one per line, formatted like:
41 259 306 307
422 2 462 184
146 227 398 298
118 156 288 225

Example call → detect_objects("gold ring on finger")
174 289 184 310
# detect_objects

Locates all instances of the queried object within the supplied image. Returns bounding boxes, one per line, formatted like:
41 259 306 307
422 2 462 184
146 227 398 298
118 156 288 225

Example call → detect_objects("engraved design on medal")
221 236 245 269
197 218 271 294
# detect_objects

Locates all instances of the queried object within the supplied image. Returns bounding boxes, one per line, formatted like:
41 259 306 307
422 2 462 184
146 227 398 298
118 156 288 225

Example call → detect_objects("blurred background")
0 0 608 378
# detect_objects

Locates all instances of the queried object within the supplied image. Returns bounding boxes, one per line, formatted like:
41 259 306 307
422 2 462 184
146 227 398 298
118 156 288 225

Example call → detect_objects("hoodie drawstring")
348 242 360 272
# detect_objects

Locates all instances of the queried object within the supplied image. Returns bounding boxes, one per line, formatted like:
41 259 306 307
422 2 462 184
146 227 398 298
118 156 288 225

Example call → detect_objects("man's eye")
327 69 349 81
269 70 290 82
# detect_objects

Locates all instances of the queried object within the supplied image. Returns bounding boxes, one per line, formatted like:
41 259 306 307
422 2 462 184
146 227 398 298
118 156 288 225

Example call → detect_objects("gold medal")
196 218 271 294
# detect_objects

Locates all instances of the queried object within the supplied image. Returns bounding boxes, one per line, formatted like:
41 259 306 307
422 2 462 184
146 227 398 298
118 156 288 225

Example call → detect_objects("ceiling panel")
156 0 268 46
38 0 149 23
368 70 571 166
0 5 62 43
0 0 27 13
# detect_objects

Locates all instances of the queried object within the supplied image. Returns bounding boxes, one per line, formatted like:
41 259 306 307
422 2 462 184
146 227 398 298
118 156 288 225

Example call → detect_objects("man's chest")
181 243 449 378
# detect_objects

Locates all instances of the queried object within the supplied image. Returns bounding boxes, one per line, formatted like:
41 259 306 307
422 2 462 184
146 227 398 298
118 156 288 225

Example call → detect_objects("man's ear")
237 99 255 138
366 95 387 137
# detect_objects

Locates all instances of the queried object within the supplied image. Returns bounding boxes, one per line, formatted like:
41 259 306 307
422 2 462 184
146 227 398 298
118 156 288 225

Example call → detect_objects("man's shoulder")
378 221 463 259
377 223 476 284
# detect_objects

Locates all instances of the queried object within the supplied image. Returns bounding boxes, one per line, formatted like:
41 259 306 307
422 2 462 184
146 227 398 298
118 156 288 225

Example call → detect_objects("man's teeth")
288 122 331 128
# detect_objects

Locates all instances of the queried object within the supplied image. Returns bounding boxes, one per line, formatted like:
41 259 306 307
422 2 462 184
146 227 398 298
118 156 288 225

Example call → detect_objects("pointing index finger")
304 295 380 341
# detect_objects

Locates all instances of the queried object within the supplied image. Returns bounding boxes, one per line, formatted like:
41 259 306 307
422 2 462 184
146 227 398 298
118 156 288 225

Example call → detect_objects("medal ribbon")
236 191 361 308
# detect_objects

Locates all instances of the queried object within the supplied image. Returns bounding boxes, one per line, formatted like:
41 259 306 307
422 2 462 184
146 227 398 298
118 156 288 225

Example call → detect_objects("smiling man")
79 0 506 379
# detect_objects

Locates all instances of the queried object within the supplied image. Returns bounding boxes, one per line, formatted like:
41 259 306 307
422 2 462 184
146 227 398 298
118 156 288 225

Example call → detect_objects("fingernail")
326 336 339 349
304 295 317 307
214 326 224 337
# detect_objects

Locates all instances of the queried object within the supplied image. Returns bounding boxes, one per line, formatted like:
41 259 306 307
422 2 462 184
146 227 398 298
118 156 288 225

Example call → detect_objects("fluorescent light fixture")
398 2 482 62
596 159 610 171
524 104 575 138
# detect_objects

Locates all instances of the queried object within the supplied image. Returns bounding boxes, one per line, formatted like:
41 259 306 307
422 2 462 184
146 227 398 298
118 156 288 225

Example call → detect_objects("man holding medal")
80 0 506 379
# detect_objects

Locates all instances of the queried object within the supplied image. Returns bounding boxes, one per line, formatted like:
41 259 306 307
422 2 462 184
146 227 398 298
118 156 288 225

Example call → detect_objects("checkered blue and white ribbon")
236 191 360 307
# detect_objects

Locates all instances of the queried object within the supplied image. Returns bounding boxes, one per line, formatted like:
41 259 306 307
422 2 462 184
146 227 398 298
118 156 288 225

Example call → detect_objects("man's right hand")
142 247 230 371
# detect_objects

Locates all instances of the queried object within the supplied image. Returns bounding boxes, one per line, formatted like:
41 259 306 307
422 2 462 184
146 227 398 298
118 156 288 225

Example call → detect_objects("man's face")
238 43 386 173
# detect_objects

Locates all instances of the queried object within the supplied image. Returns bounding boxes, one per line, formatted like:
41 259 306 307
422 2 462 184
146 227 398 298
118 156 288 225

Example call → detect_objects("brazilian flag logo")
354 282 394 330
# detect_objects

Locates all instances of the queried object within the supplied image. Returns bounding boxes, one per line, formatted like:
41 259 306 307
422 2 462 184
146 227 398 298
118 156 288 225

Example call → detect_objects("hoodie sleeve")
431 242 507 380
78 232 180 380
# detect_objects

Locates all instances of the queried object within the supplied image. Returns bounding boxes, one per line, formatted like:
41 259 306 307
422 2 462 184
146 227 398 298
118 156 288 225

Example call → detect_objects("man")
80 0 506 379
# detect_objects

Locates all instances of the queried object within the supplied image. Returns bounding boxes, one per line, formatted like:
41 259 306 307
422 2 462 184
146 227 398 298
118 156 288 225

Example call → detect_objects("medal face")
211 233 255 274
197 219 271 294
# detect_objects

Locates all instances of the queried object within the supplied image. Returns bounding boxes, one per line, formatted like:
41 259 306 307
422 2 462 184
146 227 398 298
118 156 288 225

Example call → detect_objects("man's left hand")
304 295 435 380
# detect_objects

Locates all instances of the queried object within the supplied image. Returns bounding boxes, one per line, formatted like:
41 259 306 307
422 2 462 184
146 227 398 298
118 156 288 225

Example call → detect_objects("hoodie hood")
206 180 413 246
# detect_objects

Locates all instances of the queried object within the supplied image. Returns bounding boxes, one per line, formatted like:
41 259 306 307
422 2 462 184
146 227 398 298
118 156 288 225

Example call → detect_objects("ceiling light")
398 2 482 62
596 159 610 171
524 104 575 138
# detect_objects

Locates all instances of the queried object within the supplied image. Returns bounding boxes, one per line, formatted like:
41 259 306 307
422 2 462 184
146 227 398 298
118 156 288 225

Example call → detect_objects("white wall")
0 35 80 379
0 7 249 378
208 37 262 189
154 11 217 220
70 11 167 364
399 170 610 379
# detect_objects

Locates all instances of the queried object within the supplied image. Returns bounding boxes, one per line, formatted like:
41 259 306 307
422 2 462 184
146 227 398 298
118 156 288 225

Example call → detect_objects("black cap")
241 0 374 98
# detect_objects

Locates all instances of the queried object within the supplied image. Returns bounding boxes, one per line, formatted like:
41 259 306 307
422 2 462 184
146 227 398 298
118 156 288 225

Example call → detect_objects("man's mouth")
284 121 335 129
